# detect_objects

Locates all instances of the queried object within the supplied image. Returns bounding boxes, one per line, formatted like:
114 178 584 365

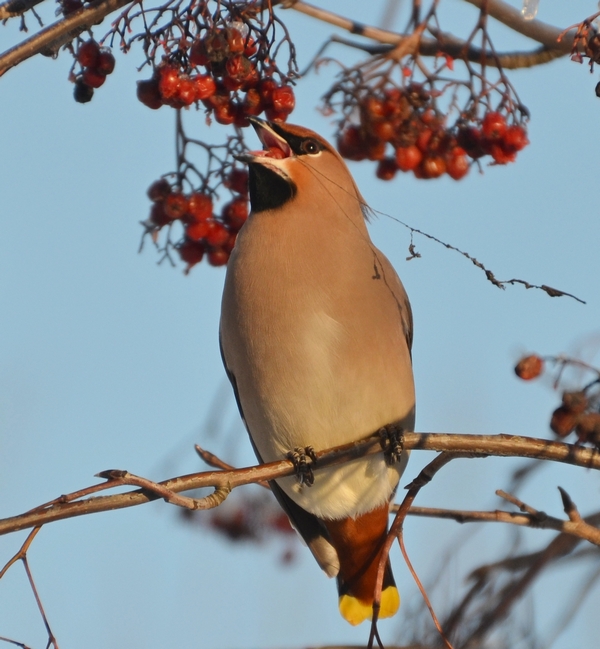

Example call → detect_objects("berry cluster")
136 25 295 125
335 84 528 182
515 354 600 448
73 39 116 103
146 167 249 272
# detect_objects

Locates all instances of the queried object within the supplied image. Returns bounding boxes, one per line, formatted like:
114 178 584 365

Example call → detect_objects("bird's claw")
287 446 317 486
379 424 405 465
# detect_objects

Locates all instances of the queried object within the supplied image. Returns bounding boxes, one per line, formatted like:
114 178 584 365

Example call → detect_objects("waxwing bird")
219 117 415 625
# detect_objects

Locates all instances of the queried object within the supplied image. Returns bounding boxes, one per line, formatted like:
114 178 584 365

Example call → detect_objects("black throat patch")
248 162 297 212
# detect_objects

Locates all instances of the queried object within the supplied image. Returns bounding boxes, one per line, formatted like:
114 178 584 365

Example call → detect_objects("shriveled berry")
192 74 216 100
150 202 171 228
226 27 245 53
376 158 397 181
242 88 263 116
74 80 94 103
158 65 180 99
204 29 229 63
77 40 100 68
482 111 507 140
163 193 188 220
225 55 252 83
187 193 213 223
575 412 600 445
271 85 295 114
96 49 115 75
137 78 162 109
550 406 579 438
457 127 486 159
514 355 544 380
244 37 258 57
395 145 422 172
562 391 589 414
189 39 209 67
147 178 172 202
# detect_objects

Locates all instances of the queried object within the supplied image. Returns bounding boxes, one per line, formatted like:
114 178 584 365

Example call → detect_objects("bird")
219 117 415 626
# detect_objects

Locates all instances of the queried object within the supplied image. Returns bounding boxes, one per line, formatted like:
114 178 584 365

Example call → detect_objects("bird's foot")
287 446 317 486
379 423 405 466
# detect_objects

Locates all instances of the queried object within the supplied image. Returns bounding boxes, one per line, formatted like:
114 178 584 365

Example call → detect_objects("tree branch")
1 432 599 536
0 0 133 77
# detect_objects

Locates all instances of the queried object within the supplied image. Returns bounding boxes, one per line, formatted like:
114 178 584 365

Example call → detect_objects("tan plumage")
219 118 415 624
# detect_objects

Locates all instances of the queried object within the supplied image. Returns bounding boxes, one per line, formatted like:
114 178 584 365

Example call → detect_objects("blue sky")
1 1 600 647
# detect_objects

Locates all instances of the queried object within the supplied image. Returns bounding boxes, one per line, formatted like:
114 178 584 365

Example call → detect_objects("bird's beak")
236 117 293 163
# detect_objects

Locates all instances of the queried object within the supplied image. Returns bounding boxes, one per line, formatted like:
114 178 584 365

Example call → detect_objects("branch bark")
1 432 599 536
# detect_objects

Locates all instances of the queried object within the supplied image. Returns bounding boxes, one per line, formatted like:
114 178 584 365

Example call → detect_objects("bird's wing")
218 332 341 578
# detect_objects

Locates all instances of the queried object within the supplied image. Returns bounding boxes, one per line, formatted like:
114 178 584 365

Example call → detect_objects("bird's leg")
378 423 405 465
286 446 317 486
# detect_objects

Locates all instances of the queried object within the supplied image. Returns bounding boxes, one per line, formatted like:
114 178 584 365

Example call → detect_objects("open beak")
236 117 293 162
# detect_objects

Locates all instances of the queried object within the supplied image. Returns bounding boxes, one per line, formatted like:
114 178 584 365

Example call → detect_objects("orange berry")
482 111 507 140
446 148 469 180
420 155 446 179
514 355 544 380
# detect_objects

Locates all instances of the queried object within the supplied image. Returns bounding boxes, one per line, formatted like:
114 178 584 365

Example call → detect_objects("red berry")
242 88 263 116
179 239 205 269
77 40 100 68
371 120 395 142
214 101 236 125
244 37 258 57
226 27 245 53
514 355 544 380
205 221 230 247
186 193 213 223
420 155 446 179
186 220 211 241
147 179 172 202
96 49 115 75
264 107 289 123
363 96 386 122
482 111 507 140
222 197 249 231
225 54 252 83
416 128 433 153
365 139 386 161
192 74 216 100
163 193 188 220
395 145 422 172
177 78 196 106
337 126 366 161
81 68 106 88
271 85 295 115
137 78 162 109
225 168 249 195
503 125 529 152
258 78 277 106
208 248 230 266
489 142 517 165
158 65 180 99
223 231 238 254
376 157 397 181
189 39 209 67
446 148 469 180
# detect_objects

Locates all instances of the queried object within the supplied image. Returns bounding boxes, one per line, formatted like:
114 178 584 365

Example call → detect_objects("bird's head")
237 118 369 220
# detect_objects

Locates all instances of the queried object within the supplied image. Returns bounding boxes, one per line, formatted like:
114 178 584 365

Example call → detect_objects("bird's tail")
323 503 400 626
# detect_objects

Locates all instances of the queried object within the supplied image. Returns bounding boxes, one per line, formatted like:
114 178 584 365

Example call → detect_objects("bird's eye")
301 139 320 155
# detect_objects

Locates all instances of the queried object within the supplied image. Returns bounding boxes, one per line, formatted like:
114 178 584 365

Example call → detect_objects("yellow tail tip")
339 586 400 626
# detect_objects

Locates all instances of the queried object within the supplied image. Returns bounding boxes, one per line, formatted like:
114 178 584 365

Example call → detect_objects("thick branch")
463 0 574 50
0 0 133 77
1 432 599 536
285 0 571 69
